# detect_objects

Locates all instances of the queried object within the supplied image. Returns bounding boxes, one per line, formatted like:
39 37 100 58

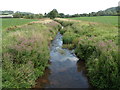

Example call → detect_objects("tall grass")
55 19 119 88
2 21 60 88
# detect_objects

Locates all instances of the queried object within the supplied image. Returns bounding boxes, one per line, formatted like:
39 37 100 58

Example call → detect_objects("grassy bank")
69 16 118 26
2 19 60 88
55 18 119 88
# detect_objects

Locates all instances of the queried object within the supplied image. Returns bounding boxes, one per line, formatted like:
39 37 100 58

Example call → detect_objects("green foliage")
58 20 74 27
12 11 43 19
24 14 43 19
47 9 59 19
2 22 59 88
63 32 77 44
59 13 65 18
62 44 74 50
56 19 119 88
86 41 119 88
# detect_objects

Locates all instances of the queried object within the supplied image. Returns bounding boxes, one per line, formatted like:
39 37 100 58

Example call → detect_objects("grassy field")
2 18 38 29
55 18 119 88
69 16 118 26
2 19 60 88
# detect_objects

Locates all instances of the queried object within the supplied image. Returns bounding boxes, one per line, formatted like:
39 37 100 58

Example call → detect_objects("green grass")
2 18 38 29
55 19 119 88
70 16 118 26
2 20 60 88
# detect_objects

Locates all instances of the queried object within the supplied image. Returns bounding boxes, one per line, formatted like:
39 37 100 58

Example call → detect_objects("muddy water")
34 32 91 88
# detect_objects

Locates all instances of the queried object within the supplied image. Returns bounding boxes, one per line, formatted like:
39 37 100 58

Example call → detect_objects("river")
34 32 91 88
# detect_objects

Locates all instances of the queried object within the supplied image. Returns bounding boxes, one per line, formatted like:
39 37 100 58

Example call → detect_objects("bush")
63 32 77 44
87 41 119 88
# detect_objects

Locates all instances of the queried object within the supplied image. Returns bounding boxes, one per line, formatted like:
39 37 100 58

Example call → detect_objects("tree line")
44 7 120 19
0 6 119 19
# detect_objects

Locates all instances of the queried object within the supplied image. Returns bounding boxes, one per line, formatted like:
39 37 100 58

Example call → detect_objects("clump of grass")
56 19 119 88
62 44 74 50
2 22 59 88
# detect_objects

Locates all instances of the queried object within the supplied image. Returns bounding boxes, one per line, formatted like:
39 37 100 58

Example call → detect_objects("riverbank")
55 18 119 88
2 19 61 88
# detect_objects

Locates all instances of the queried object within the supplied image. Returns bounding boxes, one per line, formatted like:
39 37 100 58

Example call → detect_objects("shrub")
87 41 119 88
63 32 77 44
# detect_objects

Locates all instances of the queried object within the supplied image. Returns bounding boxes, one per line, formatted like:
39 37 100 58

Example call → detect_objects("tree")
59 13 65 18
47 9 59 19
13 12 23 18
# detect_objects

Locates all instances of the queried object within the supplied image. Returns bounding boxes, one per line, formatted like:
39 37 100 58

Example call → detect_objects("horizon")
0 0 119 15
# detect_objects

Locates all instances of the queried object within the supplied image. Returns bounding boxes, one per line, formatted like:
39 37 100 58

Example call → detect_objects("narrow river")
34 32 91 88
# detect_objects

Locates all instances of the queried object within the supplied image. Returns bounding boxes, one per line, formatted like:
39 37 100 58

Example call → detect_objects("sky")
0 0 120 15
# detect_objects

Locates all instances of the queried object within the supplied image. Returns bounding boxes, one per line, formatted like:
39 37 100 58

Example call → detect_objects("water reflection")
77 60 86 72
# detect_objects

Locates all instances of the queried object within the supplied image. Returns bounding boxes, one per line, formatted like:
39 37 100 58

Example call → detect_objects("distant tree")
59 13 65 18
34 14 43 19
96 11 104 16
47 9 59 19
90 12 97 16
82 13 89 17
13 12 23 18
26 14 34 19
65 14 71 18
23 15 30 19
72 14 80 17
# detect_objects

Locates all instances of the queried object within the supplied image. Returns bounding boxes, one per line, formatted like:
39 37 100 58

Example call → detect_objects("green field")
70 16 118 26
2 18 38 29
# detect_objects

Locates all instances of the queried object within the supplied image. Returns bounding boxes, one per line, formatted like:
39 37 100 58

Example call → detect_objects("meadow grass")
69 16 118 26
2 18 38 29
55 19 119 88
2 20 60 88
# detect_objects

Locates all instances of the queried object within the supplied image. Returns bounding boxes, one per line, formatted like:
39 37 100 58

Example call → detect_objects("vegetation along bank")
55 18 119 88
2 19 61 88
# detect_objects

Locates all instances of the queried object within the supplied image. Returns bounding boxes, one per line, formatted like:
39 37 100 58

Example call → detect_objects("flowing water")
34 32 91 88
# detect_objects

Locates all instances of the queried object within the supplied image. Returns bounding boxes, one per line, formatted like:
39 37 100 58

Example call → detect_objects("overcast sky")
0 0 119 15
